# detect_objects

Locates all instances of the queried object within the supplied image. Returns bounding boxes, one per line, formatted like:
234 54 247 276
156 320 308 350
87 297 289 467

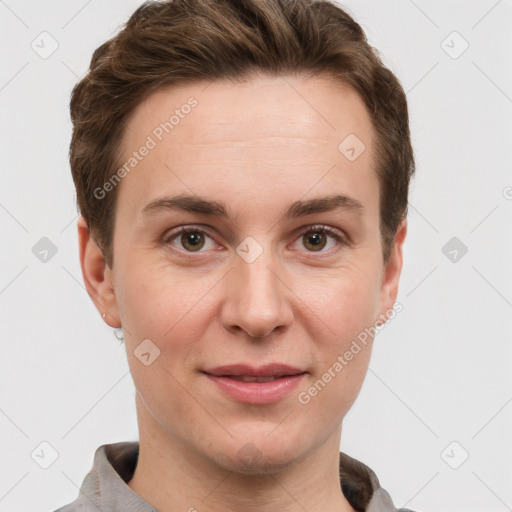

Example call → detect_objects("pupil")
182 232 204 251
305 232 326 251
188 233 200 245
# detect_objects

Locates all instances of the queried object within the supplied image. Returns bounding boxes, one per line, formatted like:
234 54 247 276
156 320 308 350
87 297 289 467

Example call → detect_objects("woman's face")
81 74 405 472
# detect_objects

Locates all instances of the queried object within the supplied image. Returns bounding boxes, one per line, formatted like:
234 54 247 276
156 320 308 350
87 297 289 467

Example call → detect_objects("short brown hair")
69 0 415 267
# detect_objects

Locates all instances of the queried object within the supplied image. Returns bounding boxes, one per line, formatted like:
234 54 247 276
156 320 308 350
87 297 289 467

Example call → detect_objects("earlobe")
77 216 121 328
376 218 407 327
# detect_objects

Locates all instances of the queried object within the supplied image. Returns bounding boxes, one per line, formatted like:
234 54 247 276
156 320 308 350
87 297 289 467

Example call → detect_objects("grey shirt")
54 442 415 512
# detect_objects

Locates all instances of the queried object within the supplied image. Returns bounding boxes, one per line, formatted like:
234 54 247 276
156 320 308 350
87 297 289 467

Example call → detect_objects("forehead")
125 74 372 144
116 74 377 222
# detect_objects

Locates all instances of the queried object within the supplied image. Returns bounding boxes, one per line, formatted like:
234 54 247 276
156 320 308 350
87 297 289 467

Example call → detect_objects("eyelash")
162 224 349 256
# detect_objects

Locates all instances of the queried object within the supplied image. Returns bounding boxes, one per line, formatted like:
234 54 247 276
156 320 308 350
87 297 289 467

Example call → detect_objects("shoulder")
51 443 132 512
52 503 85 511
340 451 421 512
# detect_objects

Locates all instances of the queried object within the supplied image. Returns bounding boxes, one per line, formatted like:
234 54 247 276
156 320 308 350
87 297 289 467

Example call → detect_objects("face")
79 74 406 473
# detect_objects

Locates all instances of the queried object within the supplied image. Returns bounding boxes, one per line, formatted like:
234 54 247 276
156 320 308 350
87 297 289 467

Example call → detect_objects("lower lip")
202 373 306 404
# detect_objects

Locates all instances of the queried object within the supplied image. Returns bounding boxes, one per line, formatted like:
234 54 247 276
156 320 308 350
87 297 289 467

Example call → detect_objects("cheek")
295 263 382 344
293 293 374 422
118 263 219 423
116 261 224 401
296 345 371 433
291 267 380 413
115 255 220 342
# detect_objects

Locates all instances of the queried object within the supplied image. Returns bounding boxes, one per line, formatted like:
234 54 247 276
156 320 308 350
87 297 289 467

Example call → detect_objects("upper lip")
202 363 306 377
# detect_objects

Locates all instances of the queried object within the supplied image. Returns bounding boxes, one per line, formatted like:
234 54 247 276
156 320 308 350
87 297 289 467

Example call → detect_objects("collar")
60 441 406 512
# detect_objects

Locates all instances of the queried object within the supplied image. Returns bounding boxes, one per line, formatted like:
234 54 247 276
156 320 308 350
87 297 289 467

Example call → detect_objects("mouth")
200 363 307 404
212 374 303 383
201 363 306 380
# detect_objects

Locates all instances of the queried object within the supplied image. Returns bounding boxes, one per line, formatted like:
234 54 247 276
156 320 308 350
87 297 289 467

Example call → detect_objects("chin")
206 432 304 476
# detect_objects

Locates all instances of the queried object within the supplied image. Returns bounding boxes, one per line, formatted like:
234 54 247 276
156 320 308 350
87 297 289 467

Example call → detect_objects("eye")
164 227 217 252
163 224 348 256
293 225 347 253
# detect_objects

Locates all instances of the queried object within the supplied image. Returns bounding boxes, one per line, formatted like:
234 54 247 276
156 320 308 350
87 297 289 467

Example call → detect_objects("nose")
220 250 294 339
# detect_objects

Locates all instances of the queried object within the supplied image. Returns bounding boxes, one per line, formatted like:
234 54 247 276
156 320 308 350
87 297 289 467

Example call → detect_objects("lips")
201 363 307 404
225 375 286 383
201 363 306 379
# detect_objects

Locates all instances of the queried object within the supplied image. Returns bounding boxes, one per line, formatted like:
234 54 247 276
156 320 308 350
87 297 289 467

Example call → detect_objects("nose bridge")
241 249 279 301
222 240 292 338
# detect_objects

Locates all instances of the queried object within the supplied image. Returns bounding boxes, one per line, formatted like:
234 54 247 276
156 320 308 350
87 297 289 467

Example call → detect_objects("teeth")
228 375 281 383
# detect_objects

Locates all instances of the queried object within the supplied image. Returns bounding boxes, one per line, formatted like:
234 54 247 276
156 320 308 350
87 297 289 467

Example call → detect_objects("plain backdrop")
1 1 511 511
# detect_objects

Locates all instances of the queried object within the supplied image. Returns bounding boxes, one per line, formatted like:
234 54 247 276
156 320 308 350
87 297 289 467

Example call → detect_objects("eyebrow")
141 193 364 220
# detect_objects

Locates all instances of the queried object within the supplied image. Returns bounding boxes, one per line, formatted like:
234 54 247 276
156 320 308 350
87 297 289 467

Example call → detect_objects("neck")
127 395 355 512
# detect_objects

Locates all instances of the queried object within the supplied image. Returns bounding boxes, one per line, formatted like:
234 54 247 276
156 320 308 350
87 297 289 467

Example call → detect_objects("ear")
376 218 407 327
77 216 121 328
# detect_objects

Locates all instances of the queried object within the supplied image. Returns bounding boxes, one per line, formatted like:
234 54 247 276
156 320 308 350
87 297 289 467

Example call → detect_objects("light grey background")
1 1 511 511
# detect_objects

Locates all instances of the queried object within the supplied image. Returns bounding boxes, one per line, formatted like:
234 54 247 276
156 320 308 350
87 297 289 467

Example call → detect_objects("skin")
78 74 407 512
